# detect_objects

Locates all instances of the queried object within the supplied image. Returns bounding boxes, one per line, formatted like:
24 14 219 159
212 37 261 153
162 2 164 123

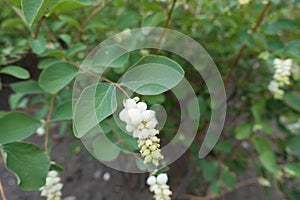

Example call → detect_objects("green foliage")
1 142 50 190
0 112 40 144
1 0 300 199
121 55 184 95
38 61 78 94
0 66 30 79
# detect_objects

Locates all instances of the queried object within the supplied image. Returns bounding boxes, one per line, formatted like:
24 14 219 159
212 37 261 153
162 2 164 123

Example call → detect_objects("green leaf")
1 18 23 29
259 151 279 173
50 163 64 173
73 83 117 138
38 61 78 94
0 112 40 145
252 135 272 154
251 99 266 122
10 80 44 94
120 55 184 95
201 160 219 181
209 181 221 195
283 92 300 112
51 0 91 12
221 167 237 189
235 123 252 140
283 163 300 179
29 36 46 55
142 13 164 27
286 135 300 157
0 66 30 79
38 58 62 69
52 100 72 121
1 142 50 190
82 44 129 73
92 136 120 162
21 0 58 27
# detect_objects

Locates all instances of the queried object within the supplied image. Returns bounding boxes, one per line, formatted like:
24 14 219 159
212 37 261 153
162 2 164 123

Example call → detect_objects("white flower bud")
142 110 155 122
146 118 158 129
133 96 140 102
137 102 147 112
125 124 135 132
133 130 141 138
146 139 153 147
128 108 142 125
157 174 168 185
119 109 129 122
123 99 136 108
147 176 156 186
40 170 63 200
36 126 45 136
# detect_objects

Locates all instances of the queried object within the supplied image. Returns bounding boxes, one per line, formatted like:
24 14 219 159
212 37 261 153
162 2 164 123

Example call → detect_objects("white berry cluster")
268 58 293 99
147 173 172 200
286 118 300 135
40 170 63 200
238 0 250 5
119 97 164 166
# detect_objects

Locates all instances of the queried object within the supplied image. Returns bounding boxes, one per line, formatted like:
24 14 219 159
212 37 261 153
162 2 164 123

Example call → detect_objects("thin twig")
73 0 113 44
156 0 177 52
68 60 130 98
0 175 7 200
44 94 57 154
1 57 23 65
42 23 64 50
33 17 44 39
224 2 271 88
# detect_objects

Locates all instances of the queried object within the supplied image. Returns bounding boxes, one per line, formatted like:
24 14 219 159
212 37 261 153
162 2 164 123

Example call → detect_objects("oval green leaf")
0 66 30 79
120 55 184 95
0 112 40 145
2 142 50 190
38 61 78 94
73 83 117 138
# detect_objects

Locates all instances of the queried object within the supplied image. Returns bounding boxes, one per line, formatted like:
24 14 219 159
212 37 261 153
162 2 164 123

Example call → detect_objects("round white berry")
36 126 45 136
142 110 155 122
128 108 142 125
147 176 156 186
125 124 135 132
137 102 147 112
119 109 129 122
146 118 158 129
123 99 137 108
157 173 168 185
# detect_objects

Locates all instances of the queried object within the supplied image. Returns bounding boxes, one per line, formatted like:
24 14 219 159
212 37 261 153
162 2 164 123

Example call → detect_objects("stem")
68 60 130 99
155 0 177 52
44 94 56 154
224 1 271 88
42 23 64 50
33 17 44 39
73 0 113 44
1 57 23 65
0 175 7 200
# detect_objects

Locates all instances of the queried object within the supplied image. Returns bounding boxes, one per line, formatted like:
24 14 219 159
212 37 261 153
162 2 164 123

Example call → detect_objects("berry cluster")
119 97 164 166
147 173 172 200
268 58 293 99
39 170 63 200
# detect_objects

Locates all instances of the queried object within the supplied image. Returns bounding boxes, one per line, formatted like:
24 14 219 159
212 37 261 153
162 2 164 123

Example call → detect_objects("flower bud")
137 102 147 112
147 176 156 186
157 173 168 185
128 109 142 125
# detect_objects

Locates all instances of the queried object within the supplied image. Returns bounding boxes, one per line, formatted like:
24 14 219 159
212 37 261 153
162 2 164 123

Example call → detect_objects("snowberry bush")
0 0 300 200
